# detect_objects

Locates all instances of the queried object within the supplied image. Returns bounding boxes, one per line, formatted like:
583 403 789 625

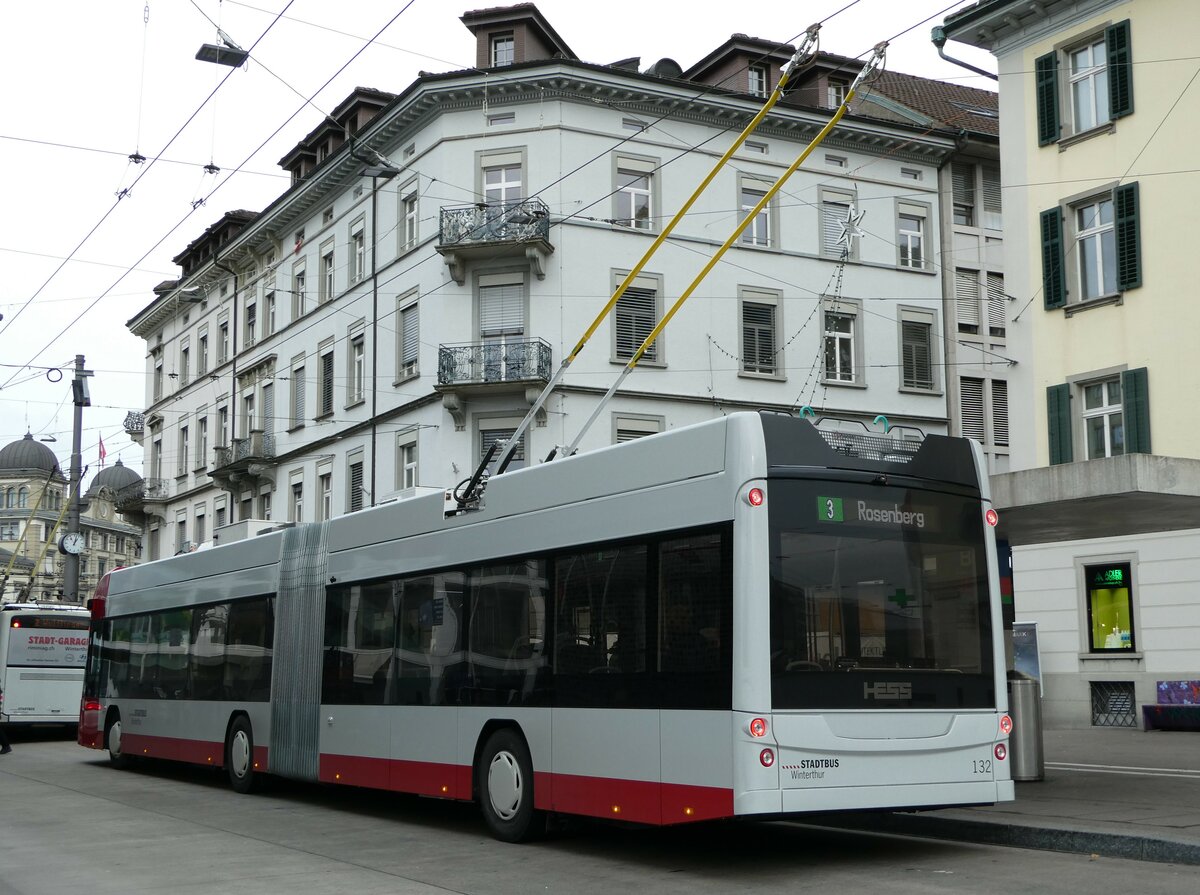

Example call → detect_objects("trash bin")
1008 673 1044 781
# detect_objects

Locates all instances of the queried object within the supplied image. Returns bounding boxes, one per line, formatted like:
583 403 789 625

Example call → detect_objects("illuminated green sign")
1092 567 1126 586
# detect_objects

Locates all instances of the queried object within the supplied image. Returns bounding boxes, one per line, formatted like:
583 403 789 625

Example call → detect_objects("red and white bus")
80 412 1013 840
2 603 90 727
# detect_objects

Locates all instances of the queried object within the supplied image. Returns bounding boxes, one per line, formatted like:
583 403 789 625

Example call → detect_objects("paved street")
1 731 1197 894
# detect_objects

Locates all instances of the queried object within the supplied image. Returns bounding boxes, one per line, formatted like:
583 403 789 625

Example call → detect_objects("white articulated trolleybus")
2 603 90 727
79 412 1014 841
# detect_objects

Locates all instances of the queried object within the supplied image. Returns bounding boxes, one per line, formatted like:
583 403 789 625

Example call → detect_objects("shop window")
1084 561 1135 652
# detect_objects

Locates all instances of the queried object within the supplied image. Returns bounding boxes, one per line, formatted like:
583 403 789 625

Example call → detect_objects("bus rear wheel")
226 716 260 794
106 713 133 769
478 728 544 843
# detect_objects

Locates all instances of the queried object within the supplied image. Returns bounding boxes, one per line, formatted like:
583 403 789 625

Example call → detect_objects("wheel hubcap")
109 721 122 757
487 750 522 820
230 731 250 779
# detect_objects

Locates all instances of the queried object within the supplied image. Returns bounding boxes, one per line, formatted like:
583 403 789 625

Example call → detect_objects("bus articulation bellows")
79 412 1013 841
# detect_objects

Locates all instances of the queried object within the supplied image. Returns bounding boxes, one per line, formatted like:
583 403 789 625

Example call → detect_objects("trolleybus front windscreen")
768 479 995 710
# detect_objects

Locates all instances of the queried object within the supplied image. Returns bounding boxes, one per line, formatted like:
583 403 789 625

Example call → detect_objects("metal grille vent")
817 430 921 464
1090 680 1137 728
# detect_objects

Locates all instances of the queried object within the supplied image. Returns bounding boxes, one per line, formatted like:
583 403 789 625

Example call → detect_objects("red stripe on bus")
319 753 467 799
122 731 226 767
547 773 733 825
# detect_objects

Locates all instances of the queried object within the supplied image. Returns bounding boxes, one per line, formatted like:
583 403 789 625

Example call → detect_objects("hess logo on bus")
863 682 912 701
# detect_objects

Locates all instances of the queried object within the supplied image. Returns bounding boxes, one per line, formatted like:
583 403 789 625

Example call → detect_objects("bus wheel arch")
104 708 134 769
475 723 545 843
224 713 261 794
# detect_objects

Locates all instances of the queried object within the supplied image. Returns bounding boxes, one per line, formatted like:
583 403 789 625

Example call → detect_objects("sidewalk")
806 728 1200 865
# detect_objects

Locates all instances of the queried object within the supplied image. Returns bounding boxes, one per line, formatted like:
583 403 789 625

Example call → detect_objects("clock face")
61 532 86 555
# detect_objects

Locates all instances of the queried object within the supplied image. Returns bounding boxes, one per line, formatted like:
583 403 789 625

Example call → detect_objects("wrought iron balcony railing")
438 198 550 247
438 339 552 387
213 432 276 470
115 477 169 511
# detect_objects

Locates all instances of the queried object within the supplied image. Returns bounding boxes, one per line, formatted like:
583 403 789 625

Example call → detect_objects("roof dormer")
460 3 576 69
683 34 795 99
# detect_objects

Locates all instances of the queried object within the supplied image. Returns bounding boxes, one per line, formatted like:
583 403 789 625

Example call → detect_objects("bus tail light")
994 743 1007 761
83 700 102 713
999 714 1013 736
759 748 775 767
985 508 999 527
746 487 764 507
748 717 768 738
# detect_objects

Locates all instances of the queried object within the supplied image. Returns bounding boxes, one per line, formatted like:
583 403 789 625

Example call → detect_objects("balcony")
123 411 145 446
436 199 553 285
115 478 169 525
436 339 552 430
210 431 277 493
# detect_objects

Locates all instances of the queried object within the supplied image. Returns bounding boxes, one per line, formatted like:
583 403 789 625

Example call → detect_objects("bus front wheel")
478 728 544 843
106 713 133 769
226 716 260 794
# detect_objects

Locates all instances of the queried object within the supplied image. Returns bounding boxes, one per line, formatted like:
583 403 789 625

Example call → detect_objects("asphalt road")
1 731 1196 895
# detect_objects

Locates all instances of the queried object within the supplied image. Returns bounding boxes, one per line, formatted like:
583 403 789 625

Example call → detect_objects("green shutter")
1121 367 1151 454
1035 52 1060 145
1041 208 1067 308
1047 383 1073 465
1107 20 1134 119
1114 181 1142 290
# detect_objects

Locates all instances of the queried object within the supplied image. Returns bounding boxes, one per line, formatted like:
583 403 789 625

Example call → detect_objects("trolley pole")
62 355 91 604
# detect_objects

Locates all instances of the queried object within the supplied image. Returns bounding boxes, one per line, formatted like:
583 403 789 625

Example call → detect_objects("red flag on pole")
98 436 107 467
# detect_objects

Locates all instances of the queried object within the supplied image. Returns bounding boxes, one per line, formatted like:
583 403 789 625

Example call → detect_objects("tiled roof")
867 69 999 137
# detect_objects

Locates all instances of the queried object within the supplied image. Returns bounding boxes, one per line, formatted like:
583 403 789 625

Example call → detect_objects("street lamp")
196 30 249 67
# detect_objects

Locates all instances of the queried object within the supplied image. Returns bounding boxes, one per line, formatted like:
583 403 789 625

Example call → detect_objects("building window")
483 163 522 204
401 187 419 252
1035 20 1133 146
218 321 229 364
319 345 335 417
217 405 229 447
739 183 771 247
244 301 257 347
348 458 364 513
1082 376 1125 459
194 512 205 546
319 241 335 303
960 377 1009 447
198 333 208 375
179 345 190 386
748 63 769 98
490 34 514 67
261 382 274 436
900 309 936 391
615 168 653 230
740 289 779 376
1085 562 1136 652
320 472 332 520
153 357 163 401
480 426 524 474
178 425 189 476
348 332 365 405
290 482 303 523
197 416 208 469
951 163 975 226
822 303 857 384
477 278 526 381
897 203 928 269
614 414 664 443
398 298 418 379
956 270 1006 339
827 78 848 108
398 436 417 490
820 190 858 260
351 224 365 282
1041 183 1140 309
1046 367 1149 465
612 275 662 363
292 262 307 318
265 292 276 336
242 392 255 439
215 505 226 529
290 358 305 428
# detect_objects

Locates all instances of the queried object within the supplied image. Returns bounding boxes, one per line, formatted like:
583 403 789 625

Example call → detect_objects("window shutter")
1046 383 1073 465
981 166 1002 229
741 301 776 373
401 304 419 367
956 270 981 331
615 286 658 360
991 380 1009 446
320 352 334 415
986 273 1006 336
822 201 848 254
1107 19 1134 119
901 321 932 389
349 462 364 512
1114 181 1142 290
292 368 305 424
262 383 274 435
1040 207 1067 308
951 164 974 208
479 284 524 336
1121 367 1151 454
960 377 985 441
1035 52 1060 145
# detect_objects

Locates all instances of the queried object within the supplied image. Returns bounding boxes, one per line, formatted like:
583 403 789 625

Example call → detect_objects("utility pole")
62 355 91 603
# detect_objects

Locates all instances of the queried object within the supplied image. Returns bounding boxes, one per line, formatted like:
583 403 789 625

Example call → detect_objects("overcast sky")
0 0 996 485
